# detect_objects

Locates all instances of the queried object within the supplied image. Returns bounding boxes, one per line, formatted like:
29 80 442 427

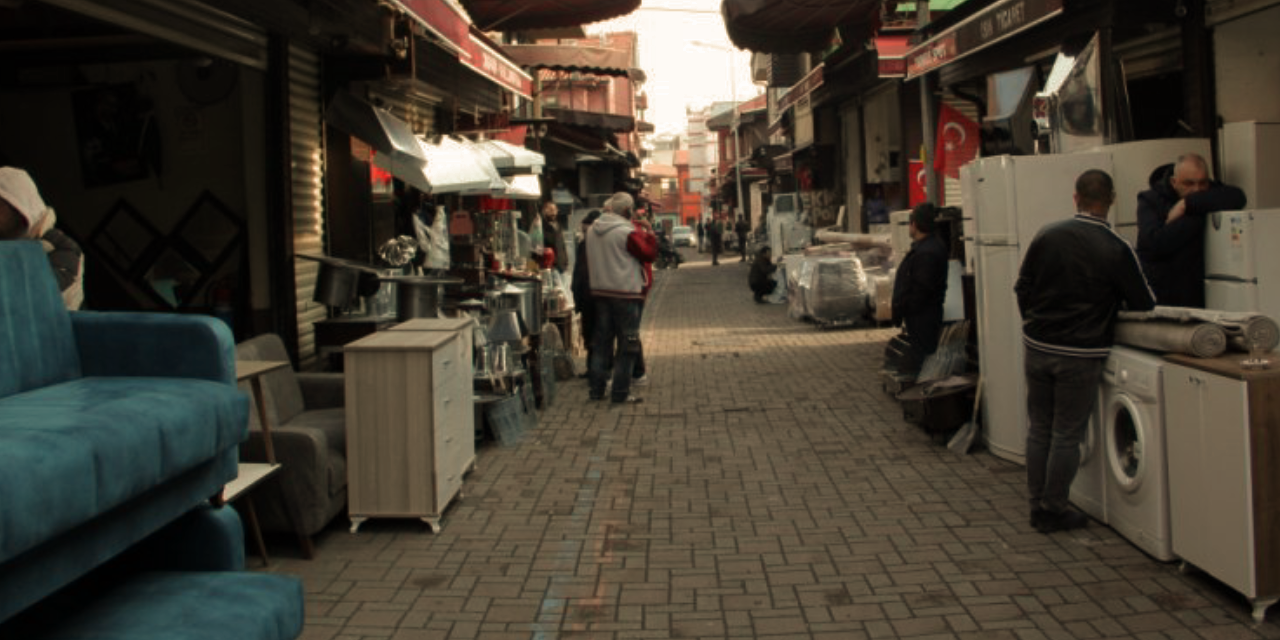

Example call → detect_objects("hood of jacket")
591 213 632 237
1145 163 1178 202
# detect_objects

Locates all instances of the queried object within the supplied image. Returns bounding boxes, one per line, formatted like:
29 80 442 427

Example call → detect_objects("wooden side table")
226 359 291 564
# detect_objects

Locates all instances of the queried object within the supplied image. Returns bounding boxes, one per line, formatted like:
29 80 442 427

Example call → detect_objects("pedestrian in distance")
749 246 778 303
707 217 723 266
735 216 749 262
1015 169 1156 534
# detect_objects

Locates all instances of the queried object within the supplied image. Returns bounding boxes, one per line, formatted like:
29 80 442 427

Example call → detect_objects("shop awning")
502 174 543 200
905 0 1064 79
721 0 880 54
472 139 546 175
327 91 429 171
770 63 823 127
544 107 635 133
384 0 533 97
503 44 634 78
876 34 912 77
460 0 641 32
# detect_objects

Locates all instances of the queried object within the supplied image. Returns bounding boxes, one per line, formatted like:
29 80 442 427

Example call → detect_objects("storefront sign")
777 64 825 114
906 0 1064 79
390 0 533 97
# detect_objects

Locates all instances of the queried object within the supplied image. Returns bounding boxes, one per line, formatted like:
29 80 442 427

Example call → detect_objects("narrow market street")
274 249 1280 640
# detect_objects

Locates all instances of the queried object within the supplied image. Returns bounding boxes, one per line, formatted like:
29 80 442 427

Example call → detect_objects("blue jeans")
1024 347 1105 514
589 297 642 401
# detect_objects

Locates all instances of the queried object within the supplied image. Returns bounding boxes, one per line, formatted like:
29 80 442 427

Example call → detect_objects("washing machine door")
1105 392 1149 492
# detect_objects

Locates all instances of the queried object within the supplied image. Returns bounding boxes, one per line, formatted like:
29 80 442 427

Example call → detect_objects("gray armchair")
235 334 347 559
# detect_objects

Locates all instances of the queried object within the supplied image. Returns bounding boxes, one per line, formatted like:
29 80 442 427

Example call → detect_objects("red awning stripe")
502 44 632 78
461 0 641 32
721 0 880 54
388 0 532 97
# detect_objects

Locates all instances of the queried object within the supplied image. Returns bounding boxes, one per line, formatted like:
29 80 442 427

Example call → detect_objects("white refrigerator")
1204 208 1280 320
963 152 1111 465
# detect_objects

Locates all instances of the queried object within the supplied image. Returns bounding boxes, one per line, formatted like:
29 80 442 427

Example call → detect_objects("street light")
690 40 746 226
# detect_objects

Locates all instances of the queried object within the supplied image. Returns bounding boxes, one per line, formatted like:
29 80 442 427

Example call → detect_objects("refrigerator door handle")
1205 274 1256 284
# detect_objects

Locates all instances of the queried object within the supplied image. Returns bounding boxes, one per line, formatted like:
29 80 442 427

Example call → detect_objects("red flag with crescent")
933 103 980 179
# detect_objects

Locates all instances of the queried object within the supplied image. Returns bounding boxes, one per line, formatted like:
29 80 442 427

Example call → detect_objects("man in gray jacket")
585 192 657 404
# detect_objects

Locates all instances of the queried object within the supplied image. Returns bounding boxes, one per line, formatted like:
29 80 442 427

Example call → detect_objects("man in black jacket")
1016 169 1156 534
890 203 949 375
570 210 602 376
1136 153 1246 308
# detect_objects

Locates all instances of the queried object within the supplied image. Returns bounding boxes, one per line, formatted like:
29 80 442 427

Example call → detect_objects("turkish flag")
908 160 927 207
933 103 980 179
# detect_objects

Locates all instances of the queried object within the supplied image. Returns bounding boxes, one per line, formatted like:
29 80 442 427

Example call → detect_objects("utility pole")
918 0 940 205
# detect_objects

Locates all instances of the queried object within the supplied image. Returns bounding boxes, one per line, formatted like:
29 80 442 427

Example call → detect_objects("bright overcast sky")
588 0 760 137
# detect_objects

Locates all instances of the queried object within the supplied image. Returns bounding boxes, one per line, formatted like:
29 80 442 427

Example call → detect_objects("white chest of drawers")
344 329 474 533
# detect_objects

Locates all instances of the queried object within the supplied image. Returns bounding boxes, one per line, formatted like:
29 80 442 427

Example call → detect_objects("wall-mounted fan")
176 58 237 106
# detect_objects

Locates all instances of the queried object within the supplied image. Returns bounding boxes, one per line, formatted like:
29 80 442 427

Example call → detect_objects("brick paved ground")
267 247 1280 639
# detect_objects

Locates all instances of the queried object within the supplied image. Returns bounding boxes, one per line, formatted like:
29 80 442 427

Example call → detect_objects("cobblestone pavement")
269 248 1280 639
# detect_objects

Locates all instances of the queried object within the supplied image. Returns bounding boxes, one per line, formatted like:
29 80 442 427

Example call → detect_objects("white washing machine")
1068 386 1107 524
1101 346 1175 561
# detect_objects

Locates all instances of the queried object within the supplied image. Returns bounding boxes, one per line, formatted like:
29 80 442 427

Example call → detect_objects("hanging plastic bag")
528 214 545 253
414 205 452 271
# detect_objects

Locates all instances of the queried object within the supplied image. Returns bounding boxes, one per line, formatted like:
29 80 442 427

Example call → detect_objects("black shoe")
1034 508 1089 533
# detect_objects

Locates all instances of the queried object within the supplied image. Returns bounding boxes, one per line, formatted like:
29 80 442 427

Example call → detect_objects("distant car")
672 226 694 247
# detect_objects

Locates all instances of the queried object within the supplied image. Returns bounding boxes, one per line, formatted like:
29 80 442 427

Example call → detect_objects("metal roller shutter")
289 45 326 368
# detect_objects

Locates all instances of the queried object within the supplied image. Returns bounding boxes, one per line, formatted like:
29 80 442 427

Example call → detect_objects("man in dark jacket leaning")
890 202 950 374
1136 153 1246 308
1016 169 1156 534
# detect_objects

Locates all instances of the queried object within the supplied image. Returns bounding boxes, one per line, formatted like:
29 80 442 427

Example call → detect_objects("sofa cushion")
0 241 80 400
33 571 304 640
0 377 248 563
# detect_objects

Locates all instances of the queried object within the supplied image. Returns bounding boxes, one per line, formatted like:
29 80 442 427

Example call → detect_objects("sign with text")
906 0 1064 79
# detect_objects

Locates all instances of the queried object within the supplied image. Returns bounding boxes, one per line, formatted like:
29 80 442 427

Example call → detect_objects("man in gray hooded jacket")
585 192 657 403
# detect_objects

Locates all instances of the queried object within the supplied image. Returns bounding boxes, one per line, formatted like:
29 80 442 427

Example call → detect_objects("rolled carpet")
1224 316 1280 353
1114 320 1227 358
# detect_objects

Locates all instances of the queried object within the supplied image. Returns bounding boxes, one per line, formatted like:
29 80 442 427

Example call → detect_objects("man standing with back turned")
586 192 657 404
1015 170 1156 534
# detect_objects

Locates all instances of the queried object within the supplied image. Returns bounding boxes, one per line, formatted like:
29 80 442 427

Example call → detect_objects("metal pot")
383 275 462 321
502 281 542 335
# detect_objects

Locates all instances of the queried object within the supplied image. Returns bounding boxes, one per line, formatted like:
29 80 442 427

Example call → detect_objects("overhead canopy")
472 139 546 175
460 0 641 32
544 107 635 132
721 0 881 54
327 92 427 170
503 43 634 77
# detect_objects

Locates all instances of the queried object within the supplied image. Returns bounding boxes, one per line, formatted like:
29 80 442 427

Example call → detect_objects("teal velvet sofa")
0 240 304 639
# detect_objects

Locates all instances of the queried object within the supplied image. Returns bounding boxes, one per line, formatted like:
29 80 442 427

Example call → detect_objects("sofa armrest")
239 427 334 535
296 373 345 410
72 312 236 385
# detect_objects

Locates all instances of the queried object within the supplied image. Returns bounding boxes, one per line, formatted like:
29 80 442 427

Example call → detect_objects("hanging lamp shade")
488 309 525 344
460 0 641 31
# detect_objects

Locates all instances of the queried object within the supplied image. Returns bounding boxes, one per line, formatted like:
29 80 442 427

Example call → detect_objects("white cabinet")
344 329 474 533
1163 353 1280 622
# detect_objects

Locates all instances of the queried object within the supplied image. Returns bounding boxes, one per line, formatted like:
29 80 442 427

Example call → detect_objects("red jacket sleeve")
627 224 658 264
